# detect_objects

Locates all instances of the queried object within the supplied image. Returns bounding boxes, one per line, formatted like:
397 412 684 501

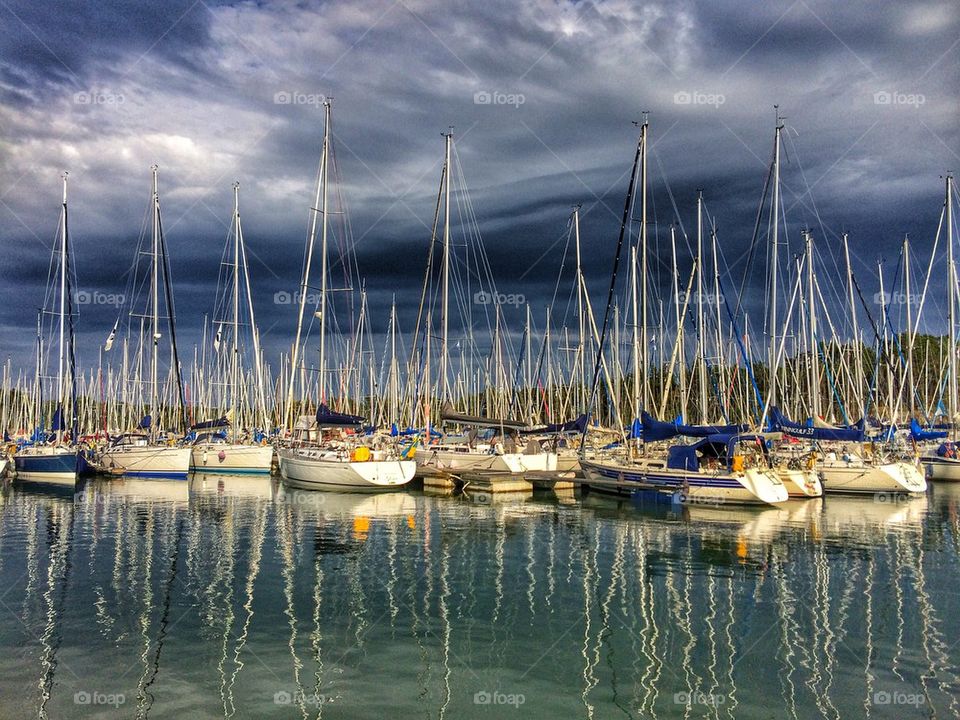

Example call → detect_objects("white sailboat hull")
819 460 926 495
278 448 415 490
921 454 960 481
190 443 273 473
99 445 192 479
416 447 558 475
775 467 823 498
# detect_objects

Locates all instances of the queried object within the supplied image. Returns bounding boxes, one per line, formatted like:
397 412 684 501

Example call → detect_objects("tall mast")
671 225 687 415
639 114 650 412
843 232 864 414
806 231 819 419
56 172 68 444
285 101 328 428
150 165 160 440
947 174 957 431
574 206 585 412
318 100 331 404
904 235 914 418
768 108 783 414
696 189 708 423
231 182 241 434
630 242 639 418
441 129 452 403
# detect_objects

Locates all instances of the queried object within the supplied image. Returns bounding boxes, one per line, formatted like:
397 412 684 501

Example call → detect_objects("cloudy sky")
0 0 957 372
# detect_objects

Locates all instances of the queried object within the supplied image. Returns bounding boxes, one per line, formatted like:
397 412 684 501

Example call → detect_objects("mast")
806 231 819 420
318 101 331 405
639 114 650 412
947 174 957 432
231 182 241 436
285 101 329 428
904 235 914 418
150 165 160 441
56 172 68 444
630 243 639 419
574 206 586 413
441 129 452 403
696 189 708 424
843 232 864 415
767 108 784 415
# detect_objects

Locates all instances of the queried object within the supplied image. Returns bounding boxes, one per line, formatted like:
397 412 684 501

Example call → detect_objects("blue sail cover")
191 416 229 430
768 406 865 442
51 405 65 432
138 415 152 429
316 404 365 427
641 411 747 442
911 418 948 441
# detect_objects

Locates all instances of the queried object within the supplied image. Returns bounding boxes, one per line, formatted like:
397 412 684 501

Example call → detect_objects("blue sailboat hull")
14 450 79 482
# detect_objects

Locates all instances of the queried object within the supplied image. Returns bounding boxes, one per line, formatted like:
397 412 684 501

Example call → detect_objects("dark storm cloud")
0 0 957 368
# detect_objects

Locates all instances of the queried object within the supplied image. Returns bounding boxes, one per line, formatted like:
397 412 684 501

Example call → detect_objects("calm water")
0 476 958 719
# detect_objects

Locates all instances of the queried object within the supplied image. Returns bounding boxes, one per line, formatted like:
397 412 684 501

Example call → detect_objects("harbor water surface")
0 476 958 718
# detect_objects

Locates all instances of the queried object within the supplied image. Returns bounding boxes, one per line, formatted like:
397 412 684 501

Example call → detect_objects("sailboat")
921 174 960 480
409 130 558 477
14 173 80 483
189 183 273 474
277 100 415 491
98 166 191 479
576 119 787 505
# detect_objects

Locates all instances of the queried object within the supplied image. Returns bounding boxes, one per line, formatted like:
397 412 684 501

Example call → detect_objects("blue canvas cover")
667 445 699 471
316 404 365 427
768 406 865 442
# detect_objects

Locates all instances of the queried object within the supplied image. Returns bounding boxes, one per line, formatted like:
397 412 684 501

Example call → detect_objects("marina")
1 0 957 716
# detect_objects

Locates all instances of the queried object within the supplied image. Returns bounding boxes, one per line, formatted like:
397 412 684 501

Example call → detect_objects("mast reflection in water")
0 476 957 718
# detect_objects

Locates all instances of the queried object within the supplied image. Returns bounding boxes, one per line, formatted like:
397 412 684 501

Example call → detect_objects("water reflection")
0 476 956 717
